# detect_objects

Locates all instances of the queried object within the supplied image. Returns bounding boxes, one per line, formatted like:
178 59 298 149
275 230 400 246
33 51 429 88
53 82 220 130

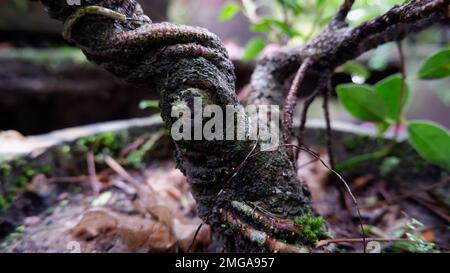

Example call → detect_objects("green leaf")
139 100 159 109
219 2 240 22
315 0 326 8
242 38 266 61
374 74 410 120
251 18 300 37
13 0 29 12
336 84 389 122
418 48 450 79
407 121 450 171
376 121 390 136
276 0 304 14
250 21 270 33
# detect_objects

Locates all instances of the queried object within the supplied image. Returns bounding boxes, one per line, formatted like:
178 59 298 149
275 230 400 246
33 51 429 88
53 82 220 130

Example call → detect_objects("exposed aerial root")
230 201 300 236
283 58 313 144
223 211 310 253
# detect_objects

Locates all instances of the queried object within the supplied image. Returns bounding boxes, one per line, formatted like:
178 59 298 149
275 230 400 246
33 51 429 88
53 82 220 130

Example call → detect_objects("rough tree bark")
35 0 449 252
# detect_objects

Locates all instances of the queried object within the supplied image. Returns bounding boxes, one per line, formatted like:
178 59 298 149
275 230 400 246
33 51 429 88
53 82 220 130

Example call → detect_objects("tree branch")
248 0 448 108
283 58 313 143
36 0 315 251
331 0 355 24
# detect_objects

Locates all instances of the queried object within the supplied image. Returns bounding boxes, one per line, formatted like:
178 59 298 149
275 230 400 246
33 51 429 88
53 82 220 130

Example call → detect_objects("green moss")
75 132 121 155
60 145 71 154
15 176 28 188
40 165 51 175
294 213 328 244
1 225 26 250
1 163 12 176
24 168 36 178
59 199 70 207
0 196 9 210
45 207 55 214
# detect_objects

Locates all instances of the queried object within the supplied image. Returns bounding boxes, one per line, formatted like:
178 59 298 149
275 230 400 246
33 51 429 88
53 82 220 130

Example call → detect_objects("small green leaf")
418 48 450 79
250 21 270 33
336 84 389 122
219 2 240 22
242 38 266 61
251 19 299 37
374 74 410 120
407 121 450 171
139 100 159 109
380 157 401 176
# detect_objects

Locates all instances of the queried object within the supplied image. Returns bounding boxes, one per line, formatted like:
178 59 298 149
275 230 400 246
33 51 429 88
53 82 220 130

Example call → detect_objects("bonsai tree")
35 0 449 252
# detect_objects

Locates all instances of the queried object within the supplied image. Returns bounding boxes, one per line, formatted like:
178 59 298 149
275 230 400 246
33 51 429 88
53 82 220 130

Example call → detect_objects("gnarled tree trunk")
35 0 449 252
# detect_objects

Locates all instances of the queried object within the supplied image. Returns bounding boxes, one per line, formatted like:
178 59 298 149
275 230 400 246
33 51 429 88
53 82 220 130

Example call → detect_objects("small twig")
390 177 450 205
86 152 100 195
332 0 355 24
317 237 410 248
46 176 90 183
225 142 259 184
103 154 177 239
119 134 148 159
103 154 143 189
252 143 367 251
411 196 450 223
304 5 325 41
279 2 291 43
297 158 319 170
282 144 367 252
296 86 321 160
283 58 314 144
394 41 407 140
427 191 450 212
363 177 450 209
322 76 335 169
189 222 205 253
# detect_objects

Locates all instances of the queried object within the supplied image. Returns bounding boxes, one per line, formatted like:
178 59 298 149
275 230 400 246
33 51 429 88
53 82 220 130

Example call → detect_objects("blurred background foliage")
0 0 448 135
212 0 449 127
219 0 409 43
216 0 448 62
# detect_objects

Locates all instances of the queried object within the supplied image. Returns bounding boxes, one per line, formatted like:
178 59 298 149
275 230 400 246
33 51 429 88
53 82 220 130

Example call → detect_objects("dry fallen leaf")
71 209 119 240
71 207 210 252
70 164 211 252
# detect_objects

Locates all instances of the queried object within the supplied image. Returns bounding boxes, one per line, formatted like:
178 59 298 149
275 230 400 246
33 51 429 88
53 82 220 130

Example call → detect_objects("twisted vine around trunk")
36 0 449 252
